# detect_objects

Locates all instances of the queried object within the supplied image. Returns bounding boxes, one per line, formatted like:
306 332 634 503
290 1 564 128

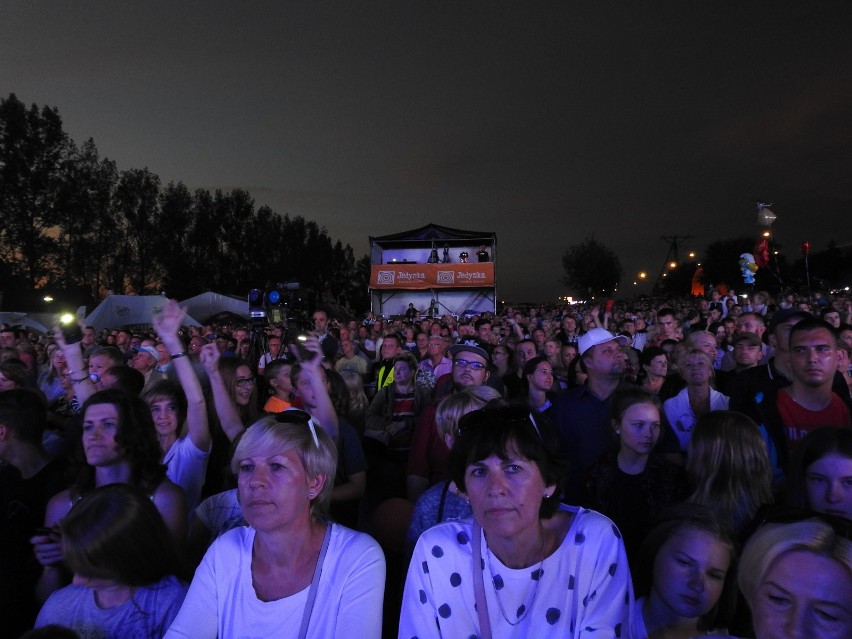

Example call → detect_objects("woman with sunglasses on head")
739 517 852 639
202 334 339 496
400 404 632 638
165 414 385 639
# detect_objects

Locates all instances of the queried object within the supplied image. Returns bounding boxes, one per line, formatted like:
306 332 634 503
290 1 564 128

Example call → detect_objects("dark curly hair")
72 389 166 496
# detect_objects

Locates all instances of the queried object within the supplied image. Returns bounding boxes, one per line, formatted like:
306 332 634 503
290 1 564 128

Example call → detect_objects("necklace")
484 534 545 626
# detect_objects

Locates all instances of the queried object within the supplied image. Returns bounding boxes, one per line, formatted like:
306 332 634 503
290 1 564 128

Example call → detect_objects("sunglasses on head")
273 409 320 448
456 404 542 440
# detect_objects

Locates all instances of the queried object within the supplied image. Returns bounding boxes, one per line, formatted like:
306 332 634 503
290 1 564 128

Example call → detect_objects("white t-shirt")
164 435 210 518
165 524 385 639
663 388 730 451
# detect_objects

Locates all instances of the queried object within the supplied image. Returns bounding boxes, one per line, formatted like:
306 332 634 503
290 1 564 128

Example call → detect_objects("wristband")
170 352 188 359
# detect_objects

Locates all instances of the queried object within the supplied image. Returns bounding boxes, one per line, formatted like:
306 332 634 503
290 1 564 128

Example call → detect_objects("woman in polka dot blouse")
400 405 633 638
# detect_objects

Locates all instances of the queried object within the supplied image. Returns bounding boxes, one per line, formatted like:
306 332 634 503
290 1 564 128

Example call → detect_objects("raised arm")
154 300 210 452
294 336 339 440
200 344 245 442
55 325 95 405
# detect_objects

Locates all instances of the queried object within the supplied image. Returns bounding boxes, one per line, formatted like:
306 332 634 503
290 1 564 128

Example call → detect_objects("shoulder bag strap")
298 523 333 639
472 523 493 639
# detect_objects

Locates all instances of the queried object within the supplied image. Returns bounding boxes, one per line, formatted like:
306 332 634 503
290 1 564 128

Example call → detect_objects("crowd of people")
1 287 851 638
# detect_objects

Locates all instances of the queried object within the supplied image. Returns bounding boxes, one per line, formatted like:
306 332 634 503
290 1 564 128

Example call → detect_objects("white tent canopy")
84 295 202 330
178 291 250 323
0 312 49 333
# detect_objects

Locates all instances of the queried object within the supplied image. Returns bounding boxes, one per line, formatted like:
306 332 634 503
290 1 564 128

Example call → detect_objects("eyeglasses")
453 359 487 371
273 409 320 448
456 405 542 440
235 376 256 388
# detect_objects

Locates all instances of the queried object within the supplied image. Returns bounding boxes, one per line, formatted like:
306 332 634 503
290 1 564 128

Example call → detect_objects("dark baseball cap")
767 309 812 334
449 338 492 363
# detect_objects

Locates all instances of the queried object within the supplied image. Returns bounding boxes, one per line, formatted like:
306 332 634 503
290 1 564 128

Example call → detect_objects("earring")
309 492 315 499
543 493 550 499
615 429 621 435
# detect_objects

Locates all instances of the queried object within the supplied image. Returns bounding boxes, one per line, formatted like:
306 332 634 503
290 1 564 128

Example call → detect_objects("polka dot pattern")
401 509 631 637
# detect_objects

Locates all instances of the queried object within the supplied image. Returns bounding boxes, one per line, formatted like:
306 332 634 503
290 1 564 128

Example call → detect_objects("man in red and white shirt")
778 318 851 453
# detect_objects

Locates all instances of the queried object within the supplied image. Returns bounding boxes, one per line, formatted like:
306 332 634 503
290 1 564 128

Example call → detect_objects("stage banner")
370 263 495 289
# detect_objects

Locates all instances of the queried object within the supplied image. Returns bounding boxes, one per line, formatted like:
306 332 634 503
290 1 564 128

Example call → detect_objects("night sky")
2 3 851 301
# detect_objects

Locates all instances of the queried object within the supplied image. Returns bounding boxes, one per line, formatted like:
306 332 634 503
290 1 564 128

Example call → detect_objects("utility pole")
653 235 694 294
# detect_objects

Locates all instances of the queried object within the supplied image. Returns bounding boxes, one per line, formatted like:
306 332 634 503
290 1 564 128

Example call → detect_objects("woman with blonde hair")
405 386 502 553
166 413 385 638
663 349 729 453
739 518 852 638
340 370 369 435
686 410 773 536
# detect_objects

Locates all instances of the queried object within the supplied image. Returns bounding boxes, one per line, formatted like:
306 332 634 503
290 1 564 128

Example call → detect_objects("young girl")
35 484 188 638
632 504 738 639
787 426 852 520
583 387 689 564
686 411 774 537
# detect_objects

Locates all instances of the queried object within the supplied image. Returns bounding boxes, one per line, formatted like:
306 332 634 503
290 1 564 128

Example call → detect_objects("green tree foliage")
560 236 623 297
0 94 370 314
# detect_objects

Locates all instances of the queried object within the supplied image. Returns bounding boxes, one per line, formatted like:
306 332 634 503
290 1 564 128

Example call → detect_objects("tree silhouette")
561 236 623 298
0 93 370 314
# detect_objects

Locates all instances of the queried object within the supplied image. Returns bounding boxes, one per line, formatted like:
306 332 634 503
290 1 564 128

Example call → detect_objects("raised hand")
153 299 187 341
